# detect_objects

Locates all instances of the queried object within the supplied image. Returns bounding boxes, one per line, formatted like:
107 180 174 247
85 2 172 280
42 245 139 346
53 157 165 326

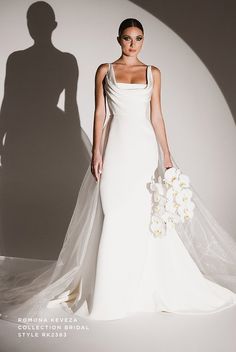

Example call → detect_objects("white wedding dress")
1 63 236 323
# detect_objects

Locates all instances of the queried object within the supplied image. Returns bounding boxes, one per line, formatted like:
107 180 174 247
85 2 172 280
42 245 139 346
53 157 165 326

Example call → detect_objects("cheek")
121 42 131 50
137 41 143 49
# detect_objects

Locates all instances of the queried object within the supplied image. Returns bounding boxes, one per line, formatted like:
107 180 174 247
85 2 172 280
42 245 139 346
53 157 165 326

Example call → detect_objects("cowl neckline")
107 63 152 91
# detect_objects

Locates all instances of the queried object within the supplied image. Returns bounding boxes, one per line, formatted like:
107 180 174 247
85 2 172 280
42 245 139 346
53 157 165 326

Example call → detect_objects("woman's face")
118 26 144 56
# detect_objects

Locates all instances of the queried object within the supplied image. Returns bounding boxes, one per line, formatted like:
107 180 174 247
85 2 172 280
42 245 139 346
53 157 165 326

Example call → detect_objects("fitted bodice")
104 63 153 120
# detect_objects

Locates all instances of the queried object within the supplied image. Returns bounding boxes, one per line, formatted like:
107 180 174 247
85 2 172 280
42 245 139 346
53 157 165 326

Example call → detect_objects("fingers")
95 165 99 182
90 162 97 181
96 162 103 182
91 161 103 182
98 162 103 175
165 165 173 170
90 163 95 178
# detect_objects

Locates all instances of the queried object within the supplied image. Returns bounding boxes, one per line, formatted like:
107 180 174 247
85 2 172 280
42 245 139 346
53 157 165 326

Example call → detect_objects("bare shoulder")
96 63 109 77
150 65 161 82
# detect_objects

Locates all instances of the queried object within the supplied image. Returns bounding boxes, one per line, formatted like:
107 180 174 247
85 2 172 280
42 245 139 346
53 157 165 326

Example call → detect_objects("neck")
119 55 141 66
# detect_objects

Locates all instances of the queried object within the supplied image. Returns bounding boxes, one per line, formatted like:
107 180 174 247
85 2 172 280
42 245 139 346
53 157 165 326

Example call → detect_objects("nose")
130 40 134 47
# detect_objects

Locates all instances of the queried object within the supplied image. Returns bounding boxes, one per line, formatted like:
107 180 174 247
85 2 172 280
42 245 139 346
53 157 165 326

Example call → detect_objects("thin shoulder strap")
148 65 153 85
108 63 115 83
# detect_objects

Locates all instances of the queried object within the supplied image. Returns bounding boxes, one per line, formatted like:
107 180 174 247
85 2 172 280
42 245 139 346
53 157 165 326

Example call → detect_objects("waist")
110 111 149 119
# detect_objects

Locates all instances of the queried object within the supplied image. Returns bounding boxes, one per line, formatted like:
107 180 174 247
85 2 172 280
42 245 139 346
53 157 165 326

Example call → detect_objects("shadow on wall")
0 1 90 260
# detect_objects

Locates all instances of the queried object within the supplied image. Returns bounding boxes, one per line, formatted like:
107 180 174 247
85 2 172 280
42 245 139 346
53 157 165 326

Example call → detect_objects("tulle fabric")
0 118 109 324
0 115 236 325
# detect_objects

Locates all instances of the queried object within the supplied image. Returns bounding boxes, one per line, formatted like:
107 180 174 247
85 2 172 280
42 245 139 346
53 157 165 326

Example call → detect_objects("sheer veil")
0 115 236 324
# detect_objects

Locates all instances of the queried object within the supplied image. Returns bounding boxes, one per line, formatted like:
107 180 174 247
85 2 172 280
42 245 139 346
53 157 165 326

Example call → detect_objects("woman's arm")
150 66 173 169
91 63 108 182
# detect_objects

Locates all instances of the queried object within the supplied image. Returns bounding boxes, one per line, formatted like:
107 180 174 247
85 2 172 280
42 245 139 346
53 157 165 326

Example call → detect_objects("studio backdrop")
0 0 235 260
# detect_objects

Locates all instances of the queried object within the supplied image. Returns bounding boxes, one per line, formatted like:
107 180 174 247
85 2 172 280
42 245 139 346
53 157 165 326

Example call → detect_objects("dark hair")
118 18 144 37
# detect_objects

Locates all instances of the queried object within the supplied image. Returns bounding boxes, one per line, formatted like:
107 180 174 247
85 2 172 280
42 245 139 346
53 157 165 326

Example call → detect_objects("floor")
0 305 236 352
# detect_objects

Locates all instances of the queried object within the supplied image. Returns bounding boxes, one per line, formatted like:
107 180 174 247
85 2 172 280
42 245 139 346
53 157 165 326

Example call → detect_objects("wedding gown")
1 63 236 323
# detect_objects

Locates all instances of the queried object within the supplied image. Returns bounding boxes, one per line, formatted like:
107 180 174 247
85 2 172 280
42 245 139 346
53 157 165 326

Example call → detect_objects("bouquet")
149 167 195 238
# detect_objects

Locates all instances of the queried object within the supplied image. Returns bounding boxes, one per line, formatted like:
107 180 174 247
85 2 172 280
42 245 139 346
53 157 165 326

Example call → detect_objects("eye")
136 36 143 41
122 36 131 41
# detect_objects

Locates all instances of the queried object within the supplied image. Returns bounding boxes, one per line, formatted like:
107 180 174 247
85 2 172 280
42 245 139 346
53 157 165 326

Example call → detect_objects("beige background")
0 0 235 259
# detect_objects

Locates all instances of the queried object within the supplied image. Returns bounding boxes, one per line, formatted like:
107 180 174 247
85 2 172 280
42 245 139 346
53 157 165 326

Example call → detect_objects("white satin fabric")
1 63 236 323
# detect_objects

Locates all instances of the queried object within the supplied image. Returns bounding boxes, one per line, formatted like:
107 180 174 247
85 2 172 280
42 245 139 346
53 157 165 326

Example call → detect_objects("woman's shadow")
0 1 91 260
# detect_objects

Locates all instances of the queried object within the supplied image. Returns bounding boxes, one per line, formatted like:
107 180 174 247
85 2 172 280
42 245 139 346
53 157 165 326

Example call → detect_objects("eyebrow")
121 34 143 38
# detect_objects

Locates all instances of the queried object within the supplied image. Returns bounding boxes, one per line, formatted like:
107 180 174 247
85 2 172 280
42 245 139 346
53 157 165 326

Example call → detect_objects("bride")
1 17 236 323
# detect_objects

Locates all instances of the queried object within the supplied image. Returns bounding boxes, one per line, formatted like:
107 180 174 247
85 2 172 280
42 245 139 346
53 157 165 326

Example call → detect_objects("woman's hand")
164 153 173 170
91 150 103 182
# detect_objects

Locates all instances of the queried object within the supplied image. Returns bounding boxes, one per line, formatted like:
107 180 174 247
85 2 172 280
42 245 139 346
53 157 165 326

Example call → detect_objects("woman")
1 18 236 323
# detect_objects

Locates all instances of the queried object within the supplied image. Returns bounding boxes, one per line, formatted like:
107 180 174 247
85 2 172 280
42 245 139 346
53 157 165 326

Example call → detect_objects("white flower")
153 204 166 217
153 190 165 203
150 176 165 196
149 166 195 238
150 181 157 192
165 199 177 213
166 187 175 201
172 179 182 193
150 215 166 237
175 188 193 206
177 200 195 220
161 211 173 223
179 174 190 188
164 167 181 186
161 212 180 230
177 205 194 223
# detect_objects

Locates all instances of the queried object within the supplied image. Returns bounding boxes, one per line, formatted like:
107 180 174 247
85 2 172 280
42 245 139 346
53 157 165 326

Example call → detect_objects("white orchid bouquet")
149 167 195 238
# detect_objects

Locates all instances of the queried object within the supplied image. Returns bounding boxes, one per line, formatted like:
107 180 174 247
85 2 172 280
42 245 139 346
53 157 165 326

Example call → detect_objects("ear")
117 36 121 45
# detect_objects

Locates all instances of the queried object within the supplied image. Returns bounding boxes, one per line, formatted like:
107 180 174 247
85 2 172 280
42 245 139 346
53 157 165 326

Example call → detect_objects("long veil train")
0 115 236 324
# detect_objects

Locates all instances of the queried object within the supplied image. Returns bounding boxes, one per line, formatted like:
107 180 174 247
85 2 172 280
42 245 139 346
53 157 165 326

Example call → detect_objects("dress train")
0 63 236 323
